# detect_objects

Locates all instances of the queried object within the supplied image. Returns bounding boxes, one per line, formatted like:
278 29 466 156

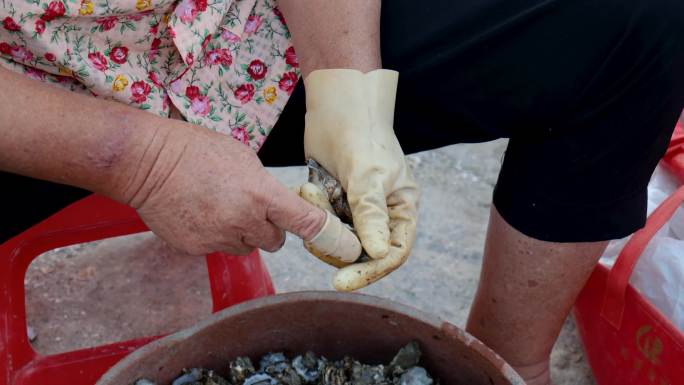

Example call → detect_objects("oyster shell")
387 341 421 376
307 159 353 224
171 368 229 385
144 341 437 385
396 367 433 385
307 159 372 264
243 373 277 385
229 357 256 384
350 362 389 385
134 380 157 385
292 352 325 383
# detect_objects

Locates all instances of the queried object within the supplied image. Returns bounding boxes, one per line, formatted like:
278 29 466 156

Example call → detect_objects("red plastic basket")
573 121 684 385
0 194 275 385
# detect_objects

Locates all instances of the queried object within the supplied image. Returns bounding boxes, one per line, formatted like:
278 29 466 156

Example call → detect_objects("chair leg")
206 250 275 312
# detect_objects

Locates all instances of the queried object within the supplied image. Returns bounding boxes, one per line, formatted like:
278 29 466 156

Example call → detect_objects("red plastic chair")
0 194 275 385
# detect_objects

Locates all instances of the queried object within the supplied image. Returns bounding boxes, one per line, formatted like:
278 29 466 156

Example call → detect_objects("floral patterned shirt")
0 0 299 150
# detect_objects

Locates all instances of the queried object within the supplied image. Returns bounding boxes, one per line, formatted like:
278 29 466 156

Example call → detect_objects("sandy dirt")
24 140 595 385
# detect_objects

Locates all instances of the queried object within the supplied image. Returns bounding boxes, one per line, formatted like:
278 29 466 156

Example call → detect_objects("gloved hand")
301 69 419 291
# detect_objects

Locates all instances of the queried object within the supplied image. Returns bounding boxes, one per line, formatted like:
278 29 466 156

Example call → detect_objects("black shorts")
2 0 684 243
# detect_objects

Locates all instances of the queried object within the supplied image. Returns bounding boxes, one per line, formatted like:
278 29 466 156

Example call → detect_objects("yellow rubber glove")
302 69 419 291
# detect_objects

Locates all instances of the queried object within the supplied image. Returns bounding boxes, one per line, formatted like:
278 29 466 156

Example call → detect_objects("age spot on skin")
87 118 131 170
527 280 539 288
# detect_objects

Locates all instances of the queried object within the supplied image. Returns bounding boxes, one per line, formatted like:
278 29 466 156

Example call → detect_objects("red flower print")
3 17 21 32
11 45 33 62
175 0 198 23
234 84 255 104
201 35 211 49
149 23 159 35
34 19 46 34
148 71 162 87
244 15 261 35
25 67 46 81
41 1 66 22
221 29 240 43
193 0 207 12
127 11 150 22
285 46 298 68
278 72 297 95
190 95 210 116
231 126 249 145
170 79 182 94
0 42 11 55
130 80 152 103
190 95 211 116
88 52 108 71
247 59 267 80
44 52 56 61
186 52 194 65
55 75 70 83
185 85 200 100
151 38 161 50
96 16 118 31
149 38 161 58
273 7 286 25
109 46 128 64
204 48 232 66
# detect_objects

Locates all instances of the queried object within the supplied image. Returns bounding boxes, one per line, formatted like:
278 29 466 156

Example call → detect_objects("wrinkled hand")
122 123 326 256
302 69 419 291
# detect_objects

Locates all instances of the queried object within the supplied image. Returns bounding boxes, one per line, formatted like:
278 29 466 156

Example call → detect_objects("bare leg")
466 207 608 385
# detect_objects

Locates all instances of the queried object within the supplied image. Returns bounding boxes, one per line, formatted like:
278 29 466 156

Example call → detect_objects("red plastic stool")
0 194 275 385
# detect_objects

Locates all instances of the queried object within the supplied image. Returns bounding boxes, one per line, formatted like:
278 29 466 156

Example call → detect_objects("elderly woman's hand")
122 122 327 256
0 66 325 257
301 69 420 291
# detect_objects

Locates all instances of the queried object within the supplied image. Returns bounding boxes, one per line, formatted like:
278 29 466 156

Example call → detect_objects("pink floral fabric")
0 0 299 150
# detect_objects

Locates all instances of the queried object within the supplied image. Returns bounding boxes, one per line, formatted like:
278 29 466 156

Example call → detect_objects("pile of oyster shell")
133 341 436 385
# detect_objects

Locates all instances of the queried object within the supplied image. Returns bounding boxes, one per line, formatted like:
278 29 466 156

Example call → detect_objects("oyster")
256 352 302 385
134 380 157 385
243 373 277 385
307 159 353 224
171 368 228 385
307 159 372 264
292 352 325 383
387 341 421 376
229 356 256 384
396 367 433 385
350 362 389 385
320 362 348 385
259 352 289 374
138 341 437 385
171 368 201 385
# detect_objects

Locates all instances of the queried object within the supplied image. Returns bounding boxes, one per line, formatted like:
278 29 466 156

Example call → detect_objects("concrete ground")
24 140 595 385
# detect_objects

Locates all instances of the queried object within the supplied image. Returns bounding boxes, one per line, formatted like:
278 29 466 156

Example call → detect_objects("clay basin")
97 292 524 385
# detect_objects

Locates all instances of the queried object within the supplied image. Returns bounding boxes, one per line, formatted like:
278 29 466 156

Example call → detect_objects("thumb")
265 182 327 241
299 182 362 263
